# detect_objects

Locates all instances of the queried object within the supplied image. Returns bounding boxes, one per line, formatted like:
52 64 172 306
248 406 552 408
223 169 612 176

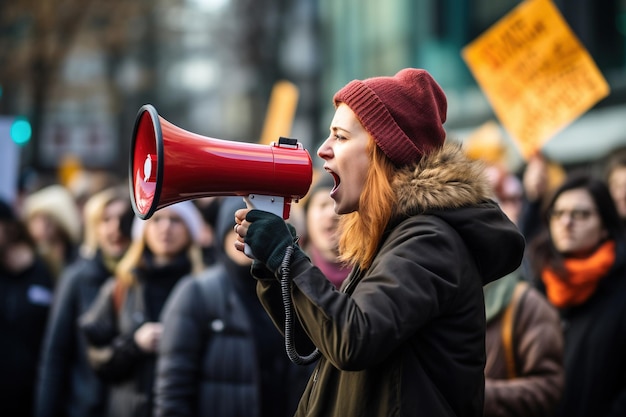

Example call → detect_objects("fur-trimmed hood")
393 142 493 216
391 142 525 284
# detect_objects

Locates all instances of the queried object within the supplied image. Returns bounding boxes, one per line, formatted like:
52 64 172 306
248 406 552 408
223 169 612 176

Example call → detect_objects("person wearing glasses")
528 172 626 417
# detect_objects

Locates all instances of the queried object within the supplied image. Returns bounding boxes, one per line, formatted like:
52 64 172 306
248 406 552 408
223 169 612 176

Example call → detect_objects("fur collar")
392 142 494 217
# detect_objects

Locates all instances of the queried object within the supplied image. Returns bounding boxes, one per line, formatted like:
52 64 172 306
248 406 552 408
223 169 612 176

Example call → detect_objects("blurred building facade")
317 0 626 172
0 0 624 184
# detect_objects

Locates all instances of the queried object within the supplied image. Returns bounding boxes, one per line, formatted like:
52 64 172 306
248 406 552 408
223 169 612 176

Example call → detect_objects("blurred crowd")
0 167 349 417
1 135 626 417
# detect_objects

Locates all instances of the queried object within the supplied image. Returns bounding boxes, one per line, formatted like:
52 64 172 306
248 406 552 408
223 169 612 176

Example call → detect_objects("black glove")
245 210 306 273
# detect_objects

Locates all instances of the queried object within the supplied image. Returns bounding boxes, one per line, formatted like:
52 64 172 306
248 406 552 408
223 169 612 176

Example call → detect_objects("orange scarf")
542 240 616 308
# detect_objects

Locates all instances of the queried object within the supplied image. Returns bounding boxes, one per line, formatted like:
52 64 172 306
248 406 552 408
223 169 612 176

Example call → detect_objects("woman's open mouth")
326 169 340 196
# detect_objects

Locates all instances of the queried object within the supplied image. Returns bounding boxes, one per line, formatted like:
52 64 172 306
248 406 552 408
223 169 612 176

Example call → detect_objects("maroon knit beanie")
333 68 447 166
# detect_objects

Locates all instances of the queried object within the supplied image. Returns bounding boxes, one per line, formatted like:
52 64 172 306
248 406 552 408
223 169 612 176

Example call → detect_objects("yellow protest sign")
461 0 610 159
260 80 299 145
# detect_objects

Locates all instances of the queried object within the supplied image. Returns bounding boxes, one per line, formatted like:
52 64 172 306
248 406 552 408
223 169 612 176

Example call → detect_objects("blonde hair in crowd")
115 225 204 288
81 185 128 258
339 138 396 270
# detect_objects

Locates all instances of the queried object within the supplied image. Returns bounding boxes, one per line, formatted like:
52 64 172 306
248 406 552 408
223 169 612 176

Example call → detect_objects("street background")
0 0 624 199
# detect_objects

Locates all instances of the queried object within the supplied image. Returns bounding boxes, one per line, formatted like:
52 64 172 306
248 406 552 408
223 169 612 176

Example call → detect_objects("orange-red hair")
338 138 397 270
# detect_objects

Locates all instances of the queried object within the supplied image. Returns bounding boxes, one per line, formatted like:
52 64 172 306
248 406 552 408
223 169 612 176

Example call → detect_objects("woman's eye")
334 133 345 141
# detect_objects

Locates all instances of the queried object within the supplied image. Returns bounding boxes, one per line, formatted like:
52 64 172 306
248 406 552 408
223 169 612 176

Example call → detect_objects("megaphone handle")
242 194 288 259
241 196 320 366
244 243 255 259
244 194 286 217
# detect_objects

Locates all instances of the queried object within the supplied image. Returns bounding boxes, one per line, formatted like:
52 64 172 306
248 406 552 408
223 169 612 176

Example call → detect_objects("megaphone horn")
129 104 313 220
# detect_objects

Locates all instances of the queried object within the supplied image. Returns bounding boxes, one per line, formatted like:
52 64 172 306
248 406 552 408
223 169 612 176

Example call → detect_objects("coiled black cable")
281 245 321 365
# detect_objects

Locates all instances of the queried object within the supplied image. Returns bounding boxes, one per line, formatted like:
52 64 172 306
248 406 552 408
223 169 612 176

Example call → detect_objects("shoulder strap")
501 280 530 379
112 281 127 315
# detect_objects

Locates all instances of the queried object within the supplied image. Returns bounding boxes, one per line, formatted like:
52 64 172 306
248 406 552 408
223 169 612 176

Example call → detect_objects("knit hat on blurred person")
131 200 204 243
333 68 447 166
23 184 82 243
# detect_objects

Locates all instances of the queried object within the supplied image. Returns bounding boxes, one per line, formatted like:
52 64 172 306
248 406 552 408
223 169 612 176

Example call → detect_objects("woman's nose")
317 138 332 159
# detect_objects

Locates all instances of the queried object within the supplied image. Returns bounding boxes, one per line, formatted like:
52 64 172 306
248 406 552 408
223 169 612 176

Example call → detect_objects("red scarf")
541 240 616 308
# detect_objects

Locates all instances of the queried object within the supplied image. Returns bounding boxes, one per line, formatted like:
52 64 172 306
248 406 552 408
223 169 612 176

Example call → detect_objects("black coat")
0 257 54 417
36 252 112 417
540 240 626 417
255 144 526 417
154 262 313 417
79 255 191 417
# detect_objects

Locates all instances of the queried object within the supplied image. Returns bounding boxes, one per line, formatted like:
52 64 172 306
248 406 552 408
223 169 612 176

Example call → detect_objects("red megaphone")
129 104 312 220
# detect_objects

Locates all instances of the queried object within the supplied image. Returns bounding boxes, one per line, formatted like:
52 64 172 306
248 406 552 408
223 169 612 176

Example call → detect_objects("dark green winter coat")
255 143 526 417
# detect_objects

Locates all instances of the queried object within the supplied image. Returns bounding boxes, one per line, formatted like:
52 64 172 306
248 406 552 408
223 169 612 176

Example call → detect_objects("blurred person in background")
234 68 525 416
518 152 565 244
36 185 133 417
605 150 626 227
79 201 205 417
154 197 312 417
482 165 564 417
65 169 120 218
22 184 82 283
300 173 350 289
484 166 525 228
0 198 54 417
191 196 223 267
528 172 626 417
